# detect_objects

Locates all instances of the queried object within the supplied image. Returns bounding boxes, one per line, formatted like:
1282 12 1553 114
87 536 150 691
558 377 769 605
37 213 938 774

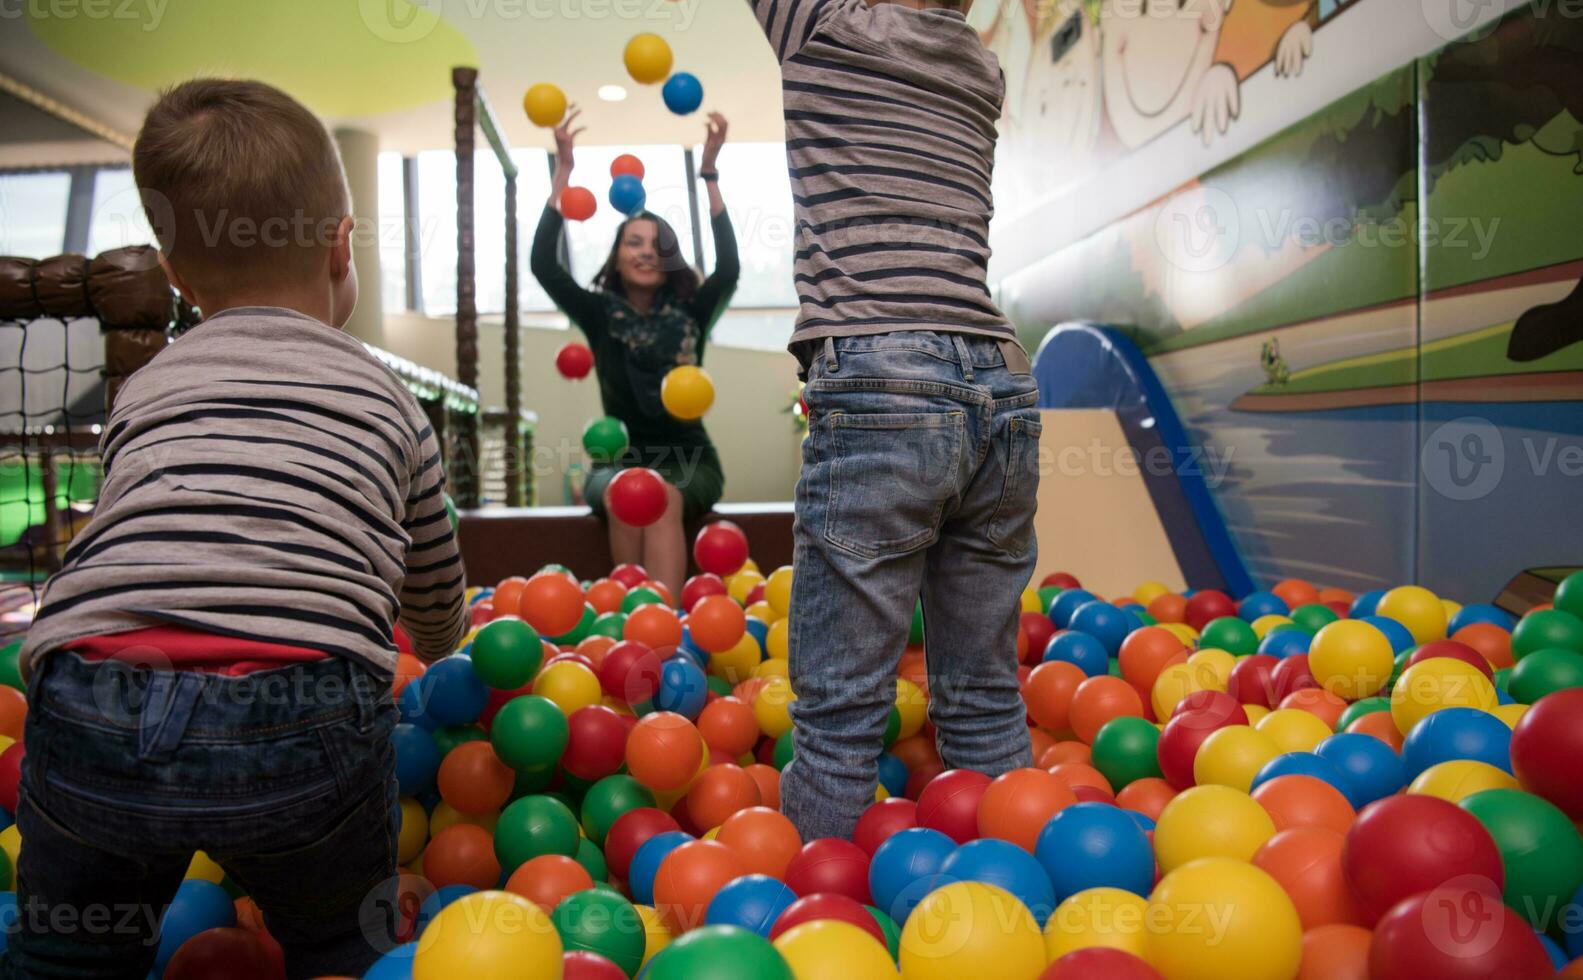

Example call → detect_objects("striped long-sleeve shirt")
748 0 1014 345
19 306 467 678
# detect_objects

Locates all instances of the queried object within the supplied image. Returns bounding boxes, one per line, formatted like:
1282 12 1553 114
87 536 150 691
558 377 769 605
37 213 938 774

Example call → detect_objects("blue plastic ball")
609 175 647 215
705 875 797 936
398 677 437 730
1126 810 1156 833
1258 629 1313 659
1239 591 1290 621
1448 603 1516 634
1069 602 1131 657
155 880 235 970
1315 732 1406 808
629 831 693 906
393 723 442 796
662 72 704 115
877 752 909 798
1361 615 1416 654
1050 589 1097 628
1566 882 1583 958
1350 589 1386 619
654 657 709 719
1539 930 1568 969
364 943 417 980
0 892 16 955
1250 751 1352 796
423 656 488 726
745 616 770 653
1044 630 1109 677
1034 802 1154 902
1401 706 1514 778
416 884 477 933
869 827 956 924
940 838 1057 925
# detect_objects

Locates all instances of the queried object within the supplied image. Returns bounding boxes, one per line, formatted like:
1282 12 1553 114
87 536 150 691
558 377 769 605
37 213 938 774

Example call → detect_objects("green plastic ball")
575 836 608 884
706 675 732 697
866 905 901 961
0 845 11 892
432 724 487 757
1335 696 1391 732
551 603 596 646
621 588 665 614
469 617 543 689
1199 617 1258 656
491 695 568 770
553 887 646 975
1290 603 1340 634
1134 611 1158 626
494 794 581 872
1513 609 1583 659
0 639 21 691
883 706 901 748
1493 666 1512 693
589 612 627 640
643 925 793 980
1107 658 1123 678
1554 571 1583 622
583 416 630 463
443 492 458 531
1388 649 1412 690
1461 788 1583 930
1037 586 1063 614
1508 648 1583 704
773 729 795 770
513 765 555 799
909 600 924 646
581 775 656 845
1090 716 1163 789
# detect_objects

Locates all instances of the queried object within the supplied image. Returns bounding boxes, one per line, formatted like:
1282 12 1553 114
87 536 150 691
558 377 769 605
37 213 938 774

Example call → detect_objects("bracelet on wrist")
699 169 720 182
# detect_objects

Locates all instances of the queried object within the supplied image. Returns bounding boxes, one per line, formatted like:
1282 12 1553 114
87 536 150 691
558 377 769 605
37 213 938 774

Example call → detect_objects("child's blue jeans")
2 652 400 980
783 331 1041 840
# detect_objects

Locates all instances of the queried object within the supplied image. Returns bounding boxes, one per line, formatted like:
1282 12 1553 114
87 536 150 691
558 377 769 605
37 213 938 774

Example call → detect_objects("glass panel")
86 168 155 255
0 173 70 259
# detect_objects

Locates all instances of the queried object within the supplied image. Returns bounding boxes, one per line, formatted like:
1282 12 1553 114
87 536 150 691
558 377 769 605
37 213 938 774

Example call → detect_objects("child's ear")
330 215 356 283
156 252 199 308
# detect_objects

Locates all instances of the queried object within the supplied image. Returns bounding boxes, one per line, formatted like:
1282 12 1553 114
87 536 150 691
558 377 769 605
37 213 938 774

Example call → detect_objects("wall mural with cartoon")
986 0 1583 605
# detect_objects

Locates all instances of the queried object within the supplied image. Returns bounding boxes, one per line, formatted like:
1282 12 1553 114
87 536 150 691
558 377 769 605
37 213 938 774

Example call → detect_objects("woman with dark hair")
531 108 739 598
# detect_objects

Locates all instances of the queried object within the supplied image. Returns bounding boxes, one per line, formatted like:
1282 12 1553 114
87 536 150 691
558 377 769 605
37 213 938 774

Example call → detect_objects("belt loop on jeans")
952 334 975 382
823 336 838 373
137 671 204 763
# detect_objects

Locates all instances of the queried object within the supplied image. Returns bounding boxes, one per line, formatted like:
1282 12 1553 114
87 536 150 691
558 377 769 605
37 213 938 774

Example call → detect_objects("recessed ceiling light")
598 85 628 103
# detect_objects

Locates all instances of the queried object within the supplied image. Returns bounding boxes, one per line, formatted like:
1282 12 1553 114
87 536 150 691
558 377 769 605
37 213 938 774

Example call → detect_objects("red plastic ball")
681 573 728 613
1341 795 1505 924
1271 654 1319 701
609 564 649 589
0 743 24 813
853 797 918 856
1510 687 1583 820
1368 885 1551 980
1042 572 1082 589
1040 948 1163 980
784 838 871 904
607 469 669 527
1227 654 1280 707
561 705 630 781
597 640 663 705
904 761 946 801
604 806 683 882
610 154 646 181
560 188 597 222
555 342 595 380
164 927 280 980
916 769 991 844
423 823 501 890
1070 784 1116 805
563 950 627 980
768 892 886 944
1170 689 1249 726
692 521 749 577
1021 614 1057 667
1156 706 1237 790
1185 590 1237 631
1406 640 1494 680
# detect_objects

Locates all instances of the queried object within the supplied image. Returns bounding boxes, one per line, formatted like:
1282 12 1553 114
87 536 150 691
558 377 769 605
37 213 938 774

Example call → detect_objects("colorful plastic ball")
623 33 674 84
153 881 236 972
412 890 560 980
939 837 1057 926
583 417 630 464
607 467 667 525
556 185 601 225
658 364 714 420
1069 601 1131 657
438 741 515 817
551 887 646 975
1306 620 1392 700
769 891 886 945
689 595 747 656
597 640 662 707
470 618 544 690
603 808 680 884
1252 826 1363 929
1049 589 1096 627
977 768 1077 853
916 768 991 844
1510 687 1583 819
562 705 631 782
424 656 489 725
709 807 797 881
1249 748 1348 794
494 794 580 874
1408 756 1518 804
1408 639 1495 680
1041 886 1151 962
1042 947 1163 979
1239 592 1291 621
561 950 626 980
784 837 871 904
1034 801 1154 901
1334 695 1391 732
1069 675 1144 744
1089 716 1162 789
1514 608 1583 659
1145 858 1302 980
1201 616 1260 656
659 71 704 115
394 723 442 796
1025 661 1085 731
1256 708 1334 754
854 797 919 856
1150 661 1222 720
505 853 593 912
1340 794 1504 923
641 924 791 980
1460 787 1583 930
1115 776 1176 822
1402 705 1512 779
1376 585 1448 645
426 823 503 890
1251 772 1356 836
1117 627 1189 690
582 775 657 847
1314 732 1405 807
653 840 745 934
1391 656 1498 735
491 695 568 771
1155 784 1277 872
899 881 1045 980
686 763 762 829
163 926 281 980
1045 630 1108 677
537 660 603 717
627 831 694 906
655 658 708 719
523 82 568 127
1367 882 1551 980
625 713 704 793
868 827 956 924
1183 589 1237 631
705 875 796 937
1193 725 1280 792
1510 647 1583 702
773 920 894 980
1155 707 1231 789
693 522 749 577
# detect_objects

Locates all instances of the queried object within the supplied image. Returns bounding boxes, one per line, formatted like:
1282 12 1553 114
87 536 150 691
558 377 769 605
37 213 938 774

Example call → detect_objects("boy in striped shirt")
9 80 465 978
749 0 1043 840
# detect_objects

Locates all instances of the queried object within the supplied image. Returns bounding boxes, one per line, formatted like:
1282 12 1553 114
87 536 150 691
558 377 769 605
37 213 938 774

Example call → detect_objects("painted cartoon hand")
1195 0 1229 35
1189 64 1240 145
1276 21 1314 77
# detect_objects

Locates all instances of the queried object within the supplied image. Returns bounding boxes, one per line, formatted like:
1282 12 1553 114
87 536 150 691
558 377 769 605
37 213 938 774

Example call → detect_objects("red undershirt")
65 626 329 676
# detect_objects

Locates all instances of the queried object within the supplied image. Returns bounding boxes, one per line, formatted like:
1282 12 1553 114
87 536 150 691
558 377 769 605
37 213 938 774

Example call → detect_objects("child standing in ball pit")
7 80 466 978
747 0 1041 840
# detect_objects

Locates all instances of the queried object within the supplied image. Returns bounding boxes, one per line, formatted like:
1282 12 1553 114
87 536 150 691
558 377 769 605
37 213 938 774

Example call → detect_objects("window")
562 145 694 285
697 142 799 309
377 153 408 315
86 168 154 255
0 173 71 258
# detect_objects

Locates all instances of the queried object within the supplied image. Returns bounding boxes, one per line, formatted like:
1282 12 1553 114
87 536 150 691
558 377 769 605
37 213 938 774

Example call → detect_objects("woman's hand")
553 106 585 180
700 112 728 172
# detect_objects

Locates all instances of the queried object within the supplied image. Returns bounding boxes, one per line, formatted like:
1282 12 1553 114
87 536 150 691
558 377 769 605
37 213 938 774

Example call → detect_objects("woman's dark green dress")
530 205 740 521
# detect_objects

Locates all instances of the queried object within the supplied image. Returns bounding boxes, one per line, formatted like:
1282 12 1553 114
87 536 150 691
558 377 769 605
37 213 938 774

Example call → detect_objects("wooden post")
453 67 481 509
504 173 525 507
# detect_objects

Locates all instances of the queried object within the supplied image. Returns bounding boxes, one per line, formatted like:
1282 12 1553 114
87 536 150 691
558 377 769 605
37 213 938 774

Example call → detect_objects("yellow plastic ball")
1159 623 1200 646
752 657 790 681
1251 615 1294 640
661 365 715 421
754 676 797 738
1407 759 1520 802
1145 858 1303 980
728 571 766 606
875 784 889 802
1134 580 1172 605
1441 598 1463 621
1186 648 1236 690
0 736 13 757
1492 703 1530 728
1390 657 1498 734
397 799 429 865
1377 584 1447 645
636 903 672 966
601 695 636 717
898 881 1045 980
1021 587 1042 614
766 618 790 660
701 825 721 841
1043 886 1150 961
1308 619 1394 699
1256 708 1334 754
744 600 776 624
535 660 602 716
1154 784 1277 872
624 33 674 85
776 920 895 979
185 851 225 884
894 678 927 740
765 566 794 617
1192 725 1280 793
741 558 761 575
430 800 499 836
0 826 20 878
522 83 568 128
1152 661 1221 719
1243 704 1271 725
709 634 762 684
413 890 561 980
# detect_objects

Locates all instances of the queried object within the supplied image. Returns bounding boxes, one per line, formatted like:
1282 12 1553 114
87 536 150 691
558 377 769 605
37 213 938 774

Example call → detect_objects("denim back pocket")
825 410 966 560
987 415 1044 558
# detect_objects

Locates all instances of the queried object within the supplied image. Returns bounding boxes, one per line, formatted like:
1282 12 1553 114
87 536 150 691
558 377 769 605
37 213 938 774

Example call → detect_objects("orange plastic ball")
627 713 705 792
1147 593 1188 624
732 677 769 706
586 578 629 615
1296 923 1371 980
653 840 745 933
697 697 759 758
492 576 530 618
1278 688 1348 729
1116 777 1177 821
393 654 425 698
519 571 587 637
744 763 781 810
1039 741 1093 767
505 854 594 911
891 734 941 772
625 604 683 653
689 595 748 654
1069 676 1145 744
1272 579 1320 609
1253 827 1364 930
640 580 675 608
1025 661 1086 732
716 806 802 879
976 768 1078 853
1251 775 1356 835
1048 763 1114 796
576 635 618 669
1028 728 1057 763
1345 710 1404 751
423 823 501 890
686 764 762 830
897 648 929 695
1452 622 1514 670
1119 627 1190 689
1317 587 1355 607
436 741 514 817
